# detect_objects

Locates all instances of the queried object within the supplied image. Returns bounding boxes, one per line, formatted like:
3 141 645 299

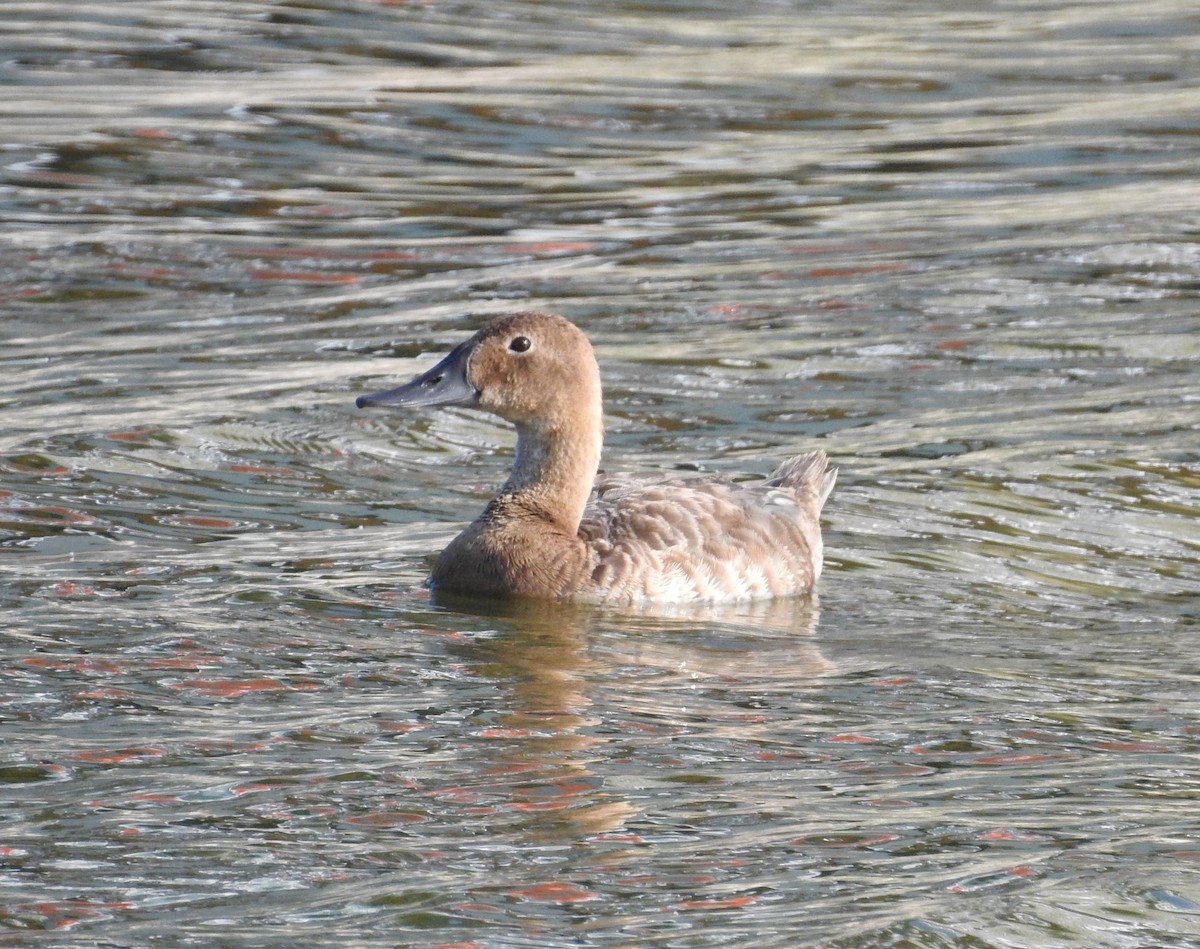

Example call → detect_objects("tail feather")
767 450 837 510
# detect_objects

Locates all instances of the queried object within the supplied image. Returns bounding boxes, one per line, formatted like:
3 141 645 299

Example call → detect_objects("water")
3 1 1198 945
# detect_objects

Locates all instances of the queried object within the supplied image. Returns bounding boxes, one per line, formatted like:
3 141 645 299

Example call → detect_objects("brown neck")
498 416 602 532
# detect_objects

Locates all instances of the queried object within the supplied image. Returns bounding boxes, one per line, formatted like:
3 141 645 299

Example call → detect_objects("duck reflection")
431 592 831 842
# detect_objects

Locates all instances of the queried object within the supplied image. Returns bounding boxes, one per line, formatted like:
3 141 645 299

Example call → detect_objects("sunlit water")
3 1 1198 946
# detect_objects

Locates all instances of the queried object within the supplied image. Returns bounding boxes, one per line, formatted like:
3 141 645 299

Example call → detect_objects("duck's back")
577 450 835 604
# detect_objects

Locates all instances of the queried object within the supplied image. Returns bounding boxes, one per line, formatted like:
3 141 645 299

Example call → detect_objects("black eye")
508 336 531 353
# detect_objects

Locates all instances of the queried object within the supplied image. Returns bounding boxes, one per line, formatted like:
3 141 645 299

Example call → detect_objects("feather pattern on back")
577 452 834 603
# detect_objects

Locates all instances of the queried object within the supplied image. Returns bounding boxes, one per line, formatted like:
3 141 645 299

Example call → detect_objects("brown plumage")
357 312 835 604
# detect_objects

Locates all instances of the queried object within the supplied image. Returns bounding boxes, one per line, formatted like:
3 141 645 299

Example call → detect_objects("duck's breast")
431 500 592 600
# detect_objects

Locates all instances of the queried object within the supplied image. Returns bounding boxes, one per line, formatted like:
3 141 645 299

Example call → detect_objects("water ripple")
3 1 1198 946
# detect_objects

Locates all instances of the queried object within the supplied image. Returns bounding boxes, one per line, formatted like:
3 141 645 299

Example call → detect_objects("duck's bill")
356 340 479 409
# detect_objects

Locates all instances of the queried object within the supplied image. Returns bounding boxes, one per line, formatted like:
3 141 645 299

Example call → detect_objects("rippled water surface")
3 1 1199 945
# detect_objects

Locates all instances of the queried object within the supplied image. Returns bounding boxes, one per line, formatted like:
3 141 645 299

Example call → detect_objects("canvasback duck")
356 312 835 604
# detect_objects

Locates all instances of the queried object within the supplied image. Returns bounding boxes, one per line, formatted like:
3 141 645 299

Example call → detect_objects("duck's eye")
508 336 532 353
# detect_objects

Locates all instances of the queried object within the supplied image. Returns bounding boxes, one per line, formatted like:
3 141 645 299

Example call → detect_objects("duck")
356 312 835 604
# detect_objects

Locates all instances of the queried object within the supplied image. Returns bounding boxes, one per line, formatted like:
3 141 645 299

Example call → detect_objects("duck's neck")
498 415 602 533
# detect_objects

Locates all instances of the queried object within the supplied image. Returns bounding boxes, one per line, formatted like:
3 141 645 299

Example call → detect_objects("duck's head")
356 312 602 433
